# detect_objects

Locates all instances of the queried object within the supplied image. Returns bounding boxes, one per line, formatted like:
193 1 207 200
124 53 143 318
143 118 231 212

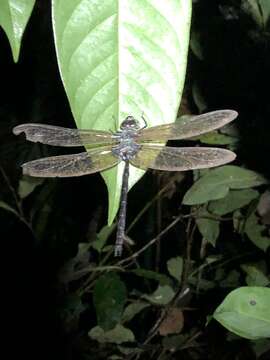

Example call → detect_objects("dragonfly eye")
120 116 140 130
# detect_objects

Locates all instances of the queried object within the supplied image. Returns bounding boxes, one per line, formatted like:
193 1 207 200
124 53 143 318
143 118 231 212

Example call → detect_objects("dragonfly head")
120 116 141 131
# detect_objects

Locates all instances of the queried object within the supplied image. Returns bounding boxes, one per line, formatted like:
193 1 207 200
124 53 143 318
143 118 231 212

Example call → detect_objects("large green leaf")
52 0 192 224
208 189 259 216
183 166 267 205
0 0 35 62
213 287 270 340
93 272 127 330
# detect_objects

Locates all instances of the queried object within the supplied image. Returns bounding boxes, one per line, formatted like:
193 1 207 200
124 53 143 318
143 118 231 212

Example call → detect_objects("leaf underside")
52 0 192 223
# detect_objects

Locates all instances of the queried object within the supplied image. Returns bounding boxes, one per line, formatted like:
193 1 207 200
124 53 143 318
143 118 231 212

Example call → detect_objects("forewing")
138 110 238 142
13 123 116 146
20 146 119 177
131 145 236 171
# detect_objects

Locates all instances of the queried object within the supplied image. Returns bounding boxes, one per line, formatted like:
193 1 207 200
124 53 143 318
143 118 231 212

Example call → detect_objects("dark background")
1 1 269 359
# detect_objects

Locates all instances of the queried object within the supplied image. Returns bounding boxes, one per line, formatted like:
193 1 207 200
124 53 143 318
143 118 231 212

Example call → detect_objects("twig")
183 218 197 286
0 166 22 215
0 166 34 234
117 214 183 266
126 173 181 233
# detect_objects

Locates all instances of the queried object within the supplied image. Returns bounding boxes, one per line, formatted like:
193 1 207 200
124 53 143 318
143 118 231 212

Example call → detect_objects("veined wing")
130 144 236 171
20 146 119 177
137 110 238 142
13 123 116 146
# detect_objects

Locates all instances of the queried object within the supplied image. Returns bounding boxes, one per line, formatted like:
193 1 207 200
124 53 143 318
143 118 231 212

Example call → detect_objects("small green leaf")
93 273 127 330
241 0 264 27
52 0 192 224
122 302 149 323
131 269 172 286
241 264 270 287
259 0 270 25
88 324 135 344
91 223 116 253
167 257 183 282
190 31 204 60
251 338 270 358
192 131 237 146
213 287 270 340
208 189 259 216
18 176 43 199
191 82 207 112
183 166 267 205
220 270 241 288
0 200 19 217
0 0 35 62
118 346 143 356
244 211 270 252
143 285 175 305
196 209 220 247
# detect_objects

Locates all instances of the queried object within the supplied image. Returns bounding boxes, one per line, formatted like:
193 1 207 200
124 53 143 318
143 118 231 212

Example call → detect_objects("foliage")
0 0 35 62
1 0 270 359
52 0 192 224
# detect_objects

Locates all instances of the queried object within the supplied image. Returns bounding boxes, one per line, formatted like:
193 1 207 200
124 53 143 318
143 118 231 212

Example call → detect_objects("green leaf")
93 273 127 330
183 166 267 205
52 0 192 224
196 209 220 247
213 287 270 340
192 131 237 146
241 0 264 27
220 270 241 288
167 256 183 282
191 82 207 112
118 346 143 356
251 339 270 358
18 176 44 199
241 264 270 287
122 302 149 323
190 30 204 61
0 200 19 217
131 268 172 286
0 0 35 62
91 223 116 253
88 324 135 344
258 0 270 25
244 211 270 252
143 285 175 305
208 189 259 216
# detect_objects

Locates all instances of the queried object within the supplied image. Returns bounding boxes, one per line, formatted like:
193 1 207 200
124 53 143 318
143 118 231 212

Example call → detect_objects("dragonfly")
13 109 238 256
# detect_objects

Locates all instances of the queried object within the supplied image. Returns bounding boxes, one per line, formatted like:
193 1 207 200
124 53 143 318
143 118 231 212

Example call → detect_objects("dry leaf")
158 307 184 336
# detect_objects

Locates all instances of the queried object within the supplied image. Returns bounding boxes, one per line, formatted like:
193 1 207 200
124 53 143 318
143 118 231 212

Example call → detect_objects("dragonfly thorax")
112 116 142 161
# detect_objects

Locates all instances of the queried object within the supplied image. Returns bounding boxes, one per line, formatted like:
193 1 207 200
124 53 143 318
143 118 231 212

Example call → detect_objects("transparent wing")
20 146 119 177
13 123 116 146
130 144 236 171
138 110 238 142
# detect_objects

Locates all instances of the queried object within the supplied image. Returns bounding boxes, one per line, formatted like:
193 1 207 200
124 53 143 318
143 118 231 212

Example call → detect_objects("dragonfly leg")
141 112 148 129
